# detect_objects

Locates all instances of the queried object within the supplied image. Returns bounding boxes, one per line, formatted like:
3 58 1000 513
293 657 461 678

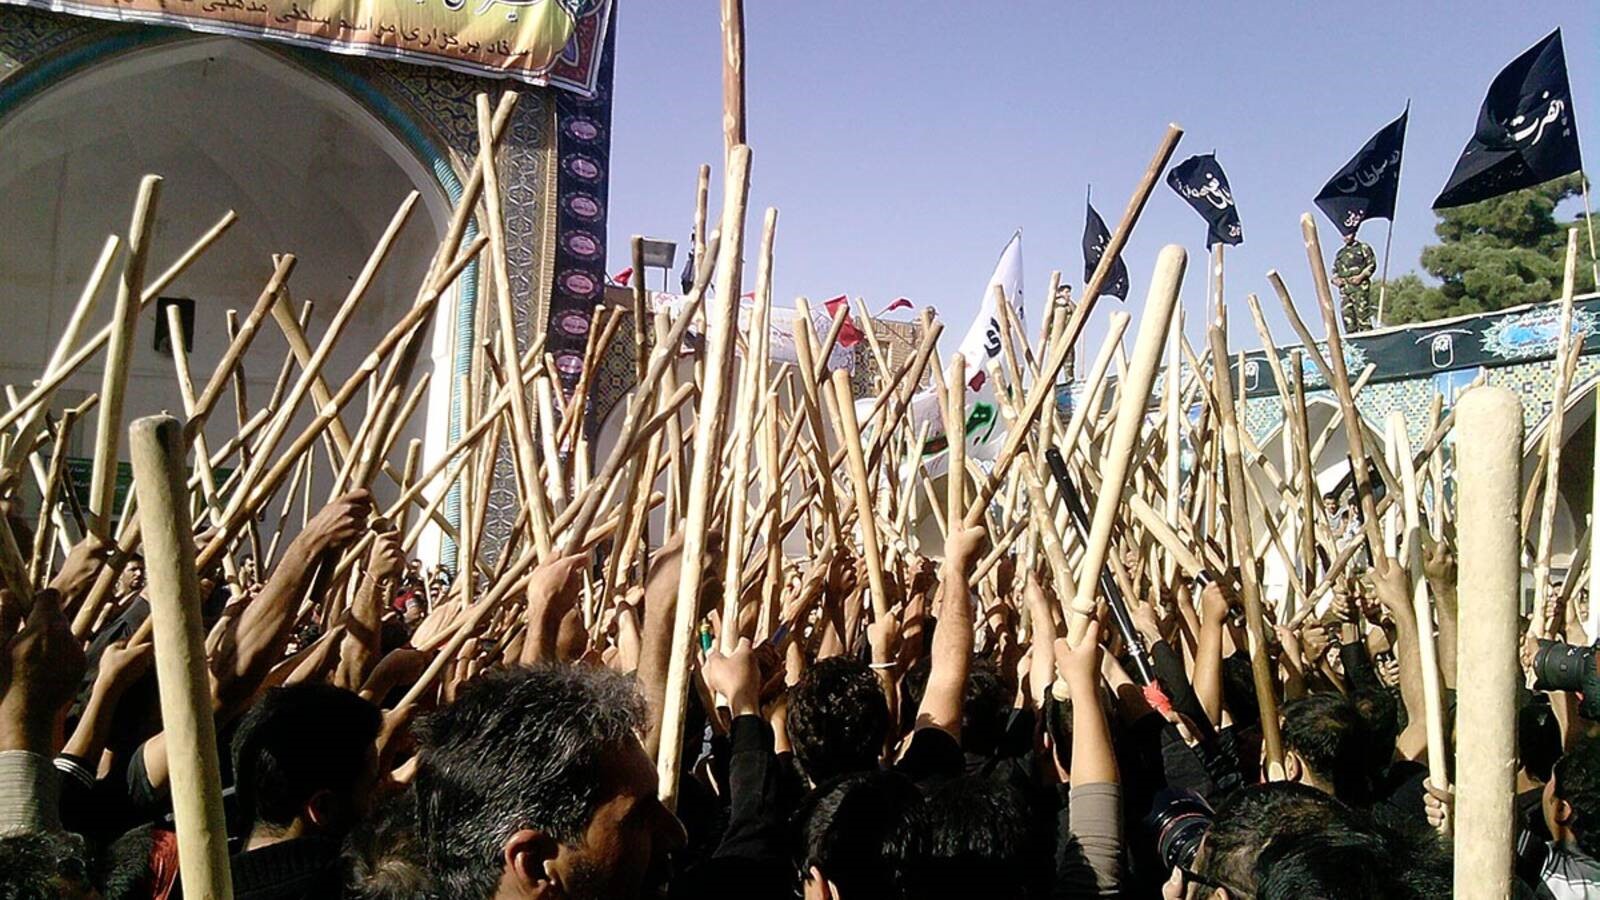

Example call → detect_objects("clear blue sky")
605 1 1597 357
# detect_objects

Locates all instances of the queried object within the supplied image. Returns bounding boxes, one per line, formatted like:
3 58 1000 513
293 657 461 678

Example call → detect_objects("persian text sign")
1 0 613 95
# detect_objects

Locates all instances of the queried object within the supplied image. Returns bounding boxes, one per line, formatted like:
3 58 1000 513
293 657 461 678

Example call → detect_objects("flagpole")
1373 101 1409 328
1582 172 1600 287
1376 216 1396 326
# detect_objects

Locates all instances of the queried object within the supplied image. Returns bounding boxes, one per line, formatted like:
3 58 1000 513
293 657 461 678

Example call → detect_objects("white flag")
872 231 1024 475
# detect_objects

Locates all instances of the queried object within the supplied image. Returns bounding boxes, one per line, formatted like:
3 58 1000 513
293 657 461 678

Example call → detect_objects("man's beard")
560 855 614 900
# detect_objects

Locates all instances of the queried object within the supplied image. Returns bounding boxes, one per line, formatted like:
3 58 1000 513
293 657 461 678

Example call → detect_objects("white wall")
0 37 456 562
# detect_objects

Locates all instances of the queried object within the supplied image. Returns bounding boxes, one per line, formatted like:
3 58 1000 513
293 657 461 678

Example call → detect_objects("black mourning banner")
1434 29 1582 209
1082 191 1129 301
1167 153 1243 247
678 233 696 294
1315 108 1408 237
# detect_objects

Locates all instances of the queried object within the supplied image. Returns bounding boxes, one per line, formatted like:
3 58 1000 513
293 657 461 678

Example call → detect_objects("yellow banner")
3 0 613 95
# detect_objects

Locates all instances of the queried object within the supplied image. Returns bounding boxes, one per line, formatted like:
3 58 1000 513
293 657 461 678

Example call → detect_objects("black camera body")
1532 640 1600 720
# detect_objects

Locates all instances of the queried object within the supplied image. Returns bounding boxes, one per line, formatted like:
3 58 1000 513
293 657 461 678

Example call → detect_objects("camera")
1143 789 1215 873
1531 640 1600 719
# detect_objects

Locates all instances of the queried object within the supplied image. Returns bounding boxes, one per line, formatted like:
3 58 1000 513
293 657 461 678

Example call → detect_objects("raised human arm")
1193 581 1229 727
335 526 403 690
914 524 984 739
212 490 371 717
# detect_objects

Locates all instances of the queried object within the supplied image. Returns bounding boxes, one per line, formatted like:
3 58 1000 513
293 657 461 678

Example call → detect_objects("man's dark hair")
1253 826 1398 899
1198 782 1370 896
789 657 889 783
897 776 1043 900
230 683 382 833
1282 692 1373 804
343 787 432 899
1521 696 1563 783
1220 655 1260 729
896 656 1010 757
413 665 646 900
1553 739 1600 859
1350 687 1399 780
958 660 1010 758
796 771 922 898
0 832 92 900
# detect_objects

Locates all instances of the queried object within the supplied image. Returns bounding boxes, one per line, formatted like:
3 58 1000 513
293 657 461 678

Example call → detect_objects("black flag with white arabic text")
1315 107 1408 236
1167 154 1243 247
1082 190 1129 301
1434 29 1581 209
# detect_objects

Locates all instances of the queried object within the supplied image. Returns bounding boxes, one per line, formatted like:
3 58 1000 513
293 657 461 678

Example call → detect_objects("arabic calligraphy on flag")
0 0 614 95
1166 153 1244 247
1434 29 1582 209
1314 108 1407 237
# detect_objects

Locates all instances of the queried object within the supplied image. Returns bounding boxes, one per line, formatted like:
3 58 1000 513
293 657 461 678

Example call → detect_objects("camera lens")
1532 641 1597 695
1144 789 1214 871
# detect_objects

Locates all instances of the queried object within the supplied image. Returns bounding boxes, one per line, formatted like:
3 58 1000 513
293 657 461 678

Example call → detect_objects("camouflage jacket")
1333 241 1376 289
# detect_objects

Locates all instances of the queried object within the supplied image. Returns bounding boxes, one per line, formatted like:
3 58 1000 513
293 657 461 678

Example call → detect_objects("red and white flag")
881 296 914 314
821 294 864 349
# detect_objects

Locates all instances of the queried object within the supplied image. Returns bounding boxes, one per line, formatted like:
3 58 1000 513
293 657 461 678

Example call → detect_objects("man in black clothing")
788 657 889 785
227 683 383 899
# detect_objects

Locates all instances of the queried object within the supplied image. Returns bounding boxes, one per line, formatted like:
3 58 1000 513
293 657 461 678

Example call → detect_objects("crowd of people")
1 482 1596 899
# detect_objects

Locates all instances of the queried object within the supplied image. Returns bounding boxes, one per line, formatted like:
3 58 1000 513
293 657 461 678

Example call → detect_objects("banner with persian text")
0 0 613 95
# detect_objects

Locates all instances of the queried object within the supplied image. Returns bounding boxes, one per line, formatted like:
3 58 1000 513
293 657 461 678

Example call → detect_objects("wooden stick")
831 368 891 622
165 304 242 586
1389 412 1449 789
128 415 232 900
219 190 416 530
944 355 967 529
196 245 474 572
717 207 777 651
1532 228 1582 637
720 0 746 154
1064 246 1185 645
1452 386 1523 900
553 238 721 550
659 145 752 810
0 210 238 434
0 234 119 488
1297 216 1384 555
28 408 82 586
90 175 162 537
965 125 1183 525
475 92 553 560
1208 322 1285 777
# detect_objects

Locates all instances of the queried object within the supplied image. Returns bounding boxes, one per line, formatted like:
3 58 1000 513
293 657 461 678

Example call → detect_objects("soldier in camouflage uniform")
1331 230 1378 333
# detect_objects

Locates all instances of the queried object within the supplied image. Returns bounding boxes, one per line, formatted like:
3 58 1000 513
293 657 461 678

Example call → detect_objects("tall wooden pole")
1452 386 1523 900
964 124 1183 526
658 145 752 810
1065 245 1185 645
90 175 162 538
719 0 746 155
129 415 232 900
1208 323 1285 777
1532 228 1581 636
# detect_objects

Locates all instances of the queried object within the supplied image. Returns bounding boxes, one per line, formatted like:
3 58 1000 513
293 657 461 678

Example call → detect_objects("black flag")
1434 29 1582 209
678 232 696 294
1167 154 1243 246
1315 107 1408 236
1082 190 1129 301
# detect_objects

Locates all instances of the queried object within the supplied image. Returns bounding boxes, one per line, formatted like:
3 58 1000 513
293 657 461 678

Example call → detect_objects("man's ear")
1557 798 1577 829
303 789 337 830
503 829 562 897
1282 751 1303 784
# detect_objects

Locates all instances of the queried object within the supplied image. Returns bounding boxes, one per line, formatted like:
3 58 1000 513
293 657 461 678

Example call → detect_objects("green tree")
1381 173 1597 326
